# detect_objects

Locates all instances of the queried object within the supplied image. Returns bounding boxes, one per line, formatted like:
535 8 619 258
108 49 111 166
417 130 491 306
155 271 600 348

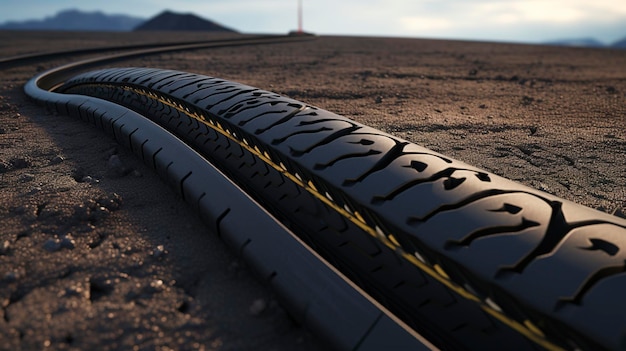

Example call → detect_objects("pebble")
60 234 76 249
50 155 64 165
81 175 100 184
43 238 62 252
10 157 31 169
19 173 35 182
536 182 550 193
98 193 123 211
63 284 87 298
106 155 127 177
150 279 165 291
26 187 42 195
3 271 18 283
152 245 167 259
43 235 75 252
0 240 10 255
91 206 110 221
249 298 267 316
134 279 166 297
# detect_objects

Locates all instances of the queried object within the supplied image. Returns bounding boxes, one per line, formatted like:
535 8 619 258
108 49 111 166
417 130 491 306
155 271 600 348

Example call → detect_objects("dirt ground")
0 31 625 350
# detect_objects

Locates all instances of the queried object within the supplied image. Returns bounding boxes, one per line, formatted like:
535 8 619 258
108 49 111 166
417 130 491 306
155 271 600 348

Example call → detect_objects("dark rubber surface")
24 79 433 351
55 68 626 351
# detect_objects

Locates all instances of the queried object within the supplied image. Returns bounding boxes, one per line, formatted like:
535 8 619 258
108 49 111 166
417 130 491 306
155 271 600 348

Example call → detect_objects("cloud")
399 17 454 32
2 0 626 43
374 0 626 42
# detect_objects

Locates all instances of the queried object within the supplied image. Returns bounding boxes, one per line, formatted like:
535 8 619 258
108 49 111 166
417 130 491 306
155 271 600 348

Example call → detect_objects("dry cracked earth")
0 31 625 350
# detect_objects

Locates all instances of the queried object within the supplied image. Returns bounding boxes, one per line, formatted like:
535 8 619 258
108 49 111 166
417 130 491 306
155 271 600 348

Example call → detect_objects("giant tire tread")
56 67 626 351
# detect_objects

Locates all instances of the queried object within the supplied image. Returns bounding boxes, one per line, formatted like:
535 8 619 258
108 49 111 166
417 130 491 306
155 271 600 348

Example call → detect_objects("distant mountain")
612 37 626 49
543 36 626 50
134 10 237 32
544 38 606 48
0 9 144 31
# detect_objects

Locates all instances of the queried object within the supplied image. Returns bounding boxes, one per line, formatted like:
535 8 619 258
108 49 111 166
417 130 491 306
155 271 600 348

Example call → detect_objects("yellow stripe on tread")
93 83 566 351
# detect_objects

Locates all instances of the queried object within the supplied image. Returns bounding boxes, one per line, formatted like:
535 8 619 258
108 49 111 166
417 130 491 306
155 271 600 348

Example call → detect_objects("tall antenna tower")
298 0 303 33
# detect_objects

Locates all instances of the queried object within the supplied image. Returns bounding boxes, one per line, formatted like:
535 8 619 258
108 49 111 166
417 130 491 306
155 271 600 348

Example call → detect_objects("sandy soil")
0 31 625 350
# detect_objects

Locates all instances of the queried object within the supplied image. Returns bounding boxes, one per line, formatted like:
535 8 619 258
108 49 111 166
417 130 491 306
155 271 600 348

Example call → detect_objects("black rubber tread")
24 80 435 351
58 73 535 351
57 68 626 351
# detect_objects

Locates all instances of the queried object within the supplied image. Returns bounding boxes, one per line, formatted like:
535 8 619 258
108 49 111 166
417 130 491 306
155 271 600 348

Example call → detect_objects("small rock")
26 187 42 195
73 203 91 222
106 155 128 177
97 193 123 211
249 298 267 316
468 68 478 76
149 279 165 291
0 240 10 255
89 277 115 301
43 238 62 252
71 168 86 182
152 245 167 259
50 155 64 165
63 284 87 299
521 95 535 106
81 175 99 184
3 271 18 283
374 96 383 104
19 173 35 182
60 235 75 249
479 104 487 109
131 279 166 299
105 147 119 159
108 155 123 168
10 157 31 169
91 206 110 221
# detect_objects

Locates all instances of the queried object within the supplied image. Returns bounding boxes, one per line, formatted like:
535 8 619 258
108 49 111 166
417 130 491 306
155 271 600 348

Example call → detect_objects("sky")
2 0 626 44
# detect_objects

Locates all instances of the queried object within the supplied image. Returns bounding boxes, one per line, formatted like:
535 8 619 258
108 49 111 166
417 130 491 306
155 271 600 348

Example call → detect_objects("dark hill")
543 38 606 48
612 37 626 49
0 9 143 31
134 10 237 32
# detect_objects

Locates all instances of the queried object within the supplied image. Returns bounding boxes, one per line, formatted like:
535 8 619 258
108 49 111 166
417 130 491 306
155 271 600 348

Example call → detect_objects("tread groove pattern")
55 67 626 351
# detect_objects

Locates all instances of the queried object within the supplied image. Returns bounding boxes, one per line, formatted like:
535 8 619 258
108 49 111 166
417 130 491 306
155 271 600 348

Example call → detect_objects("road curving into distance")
22 36 626 351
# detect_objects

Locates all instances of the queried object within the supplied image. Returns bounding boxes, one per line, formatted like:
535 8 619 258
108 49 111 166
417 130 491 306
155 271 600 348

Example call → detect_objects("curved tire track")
24 50 626 349
22 38 434 351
